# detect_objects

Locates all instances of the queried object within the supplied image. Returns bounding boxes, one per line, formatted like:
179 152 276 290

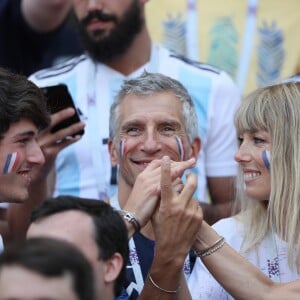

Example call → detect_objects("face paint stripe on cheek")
3 152 20 174
119 139 126 158
262 150 270 171
175 136 184 161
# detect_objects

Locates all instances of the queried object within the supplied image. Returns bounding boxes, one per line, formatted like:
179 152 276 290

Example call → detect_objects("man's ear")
108 139 118 167
103 253 124 284
190 137 201 160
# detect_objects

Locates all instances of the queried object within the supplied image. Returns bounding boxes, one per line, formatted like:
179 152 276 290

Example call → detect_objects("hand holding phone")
41 84 84 137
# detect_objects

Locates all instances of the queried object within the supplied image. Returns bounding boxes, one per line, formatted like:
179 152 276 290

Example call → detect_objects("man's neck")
117 177 132 209
96 278 115 300
103 26 152 76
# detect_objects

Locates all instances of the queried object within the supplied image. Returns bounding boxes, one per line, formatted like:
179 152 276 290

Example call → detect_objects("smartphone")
41 84 84 136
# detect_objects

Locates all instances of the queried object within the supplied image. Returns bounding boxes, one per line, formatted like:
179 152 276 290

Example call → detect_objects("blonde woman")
188 81 300 299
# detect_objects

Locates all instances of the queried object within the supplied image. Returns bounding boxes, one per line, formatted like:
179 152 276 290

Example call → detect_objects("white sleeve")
204 71 240 177
188 218 241 299
188 257 233 299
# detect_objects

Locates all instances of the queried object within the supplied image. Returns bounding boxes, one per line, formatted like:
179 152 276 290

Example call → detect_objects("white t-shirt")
188 217 300 299
29 44 240 202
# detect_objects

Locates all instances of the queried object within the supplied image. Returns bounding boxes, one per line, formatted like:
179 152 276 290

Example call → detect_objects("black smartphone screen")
41 84 84 136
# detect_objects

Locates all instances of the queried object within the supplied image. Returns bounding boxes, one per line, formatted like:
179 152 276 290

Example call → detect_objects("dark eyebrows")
120 120 143 130
12 130 36 140
160 120 181 127
120 119 182 130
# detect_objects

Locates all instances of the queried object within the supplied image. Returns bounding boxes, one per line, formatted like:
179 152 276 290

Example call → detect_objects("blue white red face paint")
119 136 184 161
175 136 184 161
262 149 270 171
119 139 126 158
3 152 20 174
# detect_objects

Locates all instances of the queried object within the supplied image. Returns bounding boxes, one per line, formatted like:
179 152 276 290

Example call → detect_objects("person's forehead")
0 265 78 300
27 210 99 263
8 118 38 133
27 210 94 244
33 209 90 225
119 92 184 121
120 91 181 105
2 119 38 137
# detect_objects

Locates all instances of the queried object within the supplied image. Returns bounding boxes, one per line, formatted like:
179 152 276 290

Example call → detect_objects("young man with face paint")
0 69 50 202
0 67 50 246
0 67 84 244
107 72 202 299
23 0 239 227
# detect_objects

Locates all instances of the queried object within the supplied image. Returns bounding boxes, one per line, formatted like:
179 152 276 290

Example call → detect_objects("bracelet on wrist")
119 210 141 233
148 274 180 294
195 236 225 258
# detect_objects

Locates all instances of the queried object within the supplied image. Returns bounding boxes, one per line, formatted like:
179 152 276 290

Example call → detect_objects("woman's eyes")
253 137 265 144
237 136 266 145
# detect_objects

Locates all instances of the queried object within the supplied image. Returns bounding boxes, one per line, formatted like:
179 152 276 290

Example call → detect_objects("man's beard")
78 0 143 63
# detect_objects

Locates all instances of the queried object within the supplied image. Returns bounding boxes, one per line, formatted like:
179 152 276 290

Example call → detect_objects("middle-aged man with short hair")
6 71 202 299
27 0 240 225
107 72 202 299
0 237 94 300
25 72 203 300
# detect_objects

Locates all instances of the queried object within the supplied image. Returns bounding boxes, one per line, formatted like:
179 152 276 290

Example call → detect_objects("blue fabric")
0 0 82 75
116 287 129 300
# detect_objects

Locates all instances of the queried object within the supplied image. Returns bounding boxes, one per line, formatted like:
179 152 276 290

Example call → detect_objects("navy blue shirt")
0 0 83 76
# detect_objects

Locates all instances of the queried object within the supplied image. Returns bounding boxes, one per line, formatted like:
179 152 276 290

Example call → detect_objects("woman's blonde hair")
235 81 300 269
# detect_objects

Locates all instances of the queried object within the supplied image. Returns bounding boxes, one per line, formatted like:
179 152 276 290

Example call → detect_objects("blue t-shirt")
124 232 195 300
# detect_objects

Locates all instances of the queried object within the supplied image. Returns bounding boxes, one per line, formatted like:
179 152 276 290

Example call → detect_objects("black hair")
0 237 94 300
31 195 129 296
0 67 50 138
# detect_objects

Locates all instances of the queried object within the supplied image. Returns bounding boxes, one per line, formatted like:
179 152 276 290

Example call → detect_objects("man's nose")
141 131 162 153
27 142 45 165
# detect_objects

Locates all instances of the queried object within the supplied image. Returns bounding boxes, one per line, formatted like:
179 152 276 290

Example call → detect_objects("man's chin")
88 30 107 42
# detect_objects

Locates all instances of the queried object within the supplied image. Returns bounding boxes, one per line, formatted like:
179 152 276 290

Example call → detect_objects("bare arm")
138 156 202 299
21 0 72 32
192 221 300 300
203 176 236 225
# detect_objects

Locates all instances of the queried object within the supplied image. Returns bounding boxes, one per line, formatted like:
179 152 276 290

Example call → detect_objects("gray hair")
109 71 198 144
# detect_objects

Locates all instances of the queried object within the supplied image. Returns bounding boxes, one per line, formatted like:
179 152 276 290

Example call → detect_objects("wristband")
119 210 141 233
195 236 225 258
148 274 180 294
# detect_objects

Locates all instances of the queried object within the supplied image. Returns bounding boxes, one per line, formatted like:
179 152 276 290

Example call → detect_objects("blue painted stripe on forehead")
119 139 125 158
